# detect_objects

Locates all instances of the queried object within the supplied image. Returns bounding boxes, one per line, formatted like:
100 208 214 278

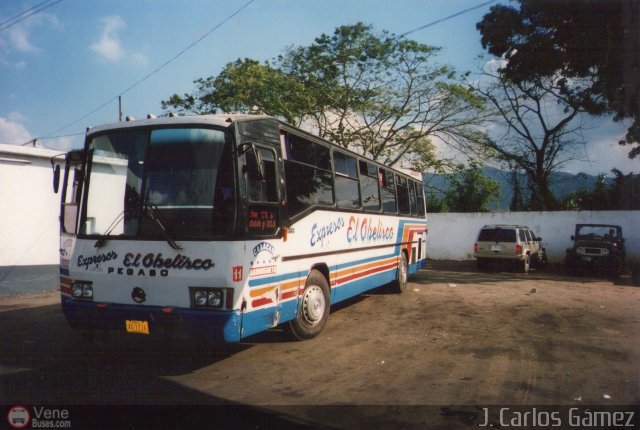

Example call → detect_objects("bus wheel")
392 252 408 293
289 270 330 340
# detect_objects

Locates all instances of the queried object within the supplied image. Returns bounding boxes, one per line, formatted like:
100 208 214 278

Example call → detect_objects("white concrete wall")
427 211 640 264
0 144 63 268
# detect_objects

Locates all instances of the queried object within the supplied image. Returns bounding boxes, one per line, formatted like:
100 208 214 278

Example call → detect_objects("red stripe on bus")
252 297 273 308
281 290 297 300
335 261 397 285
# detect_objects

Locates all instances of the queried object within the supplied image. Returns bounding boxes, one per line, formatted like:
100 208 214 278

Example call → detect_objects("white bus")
55 115 427 342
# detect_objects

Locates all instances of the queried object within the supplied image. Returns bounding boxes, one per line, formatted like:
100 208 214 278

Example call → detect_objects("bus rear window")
478 228 516 242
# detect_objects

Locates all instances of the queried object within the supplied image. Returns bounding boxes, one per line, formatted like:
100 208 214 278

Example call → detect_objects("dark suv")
565 224 625 277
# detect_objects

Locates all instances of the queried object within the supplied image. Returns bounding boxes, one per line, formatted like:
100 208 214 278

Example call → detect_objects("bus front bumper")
61 296 242 343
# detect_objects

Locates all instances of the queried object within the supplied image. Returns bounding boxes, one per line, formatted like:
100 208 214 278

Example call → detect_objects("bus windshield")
81 127 235 239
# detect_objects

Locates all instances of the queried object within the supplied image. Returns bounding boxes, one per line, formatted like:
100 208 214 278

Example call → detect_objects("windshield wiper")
94 210 127 248
142 202 183 250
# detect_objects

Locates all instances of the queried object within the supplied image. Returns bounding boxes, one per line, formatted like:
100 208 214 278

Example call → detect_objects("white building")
0 143 64 295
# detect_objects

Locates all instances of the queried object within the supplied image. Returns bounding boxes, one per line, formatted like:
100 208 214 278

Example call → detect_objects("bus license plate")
126 320 150 335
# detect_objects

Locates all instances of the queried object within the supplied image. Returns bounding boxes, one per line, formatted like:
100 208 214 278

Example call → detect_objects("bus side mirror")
53 164 61 193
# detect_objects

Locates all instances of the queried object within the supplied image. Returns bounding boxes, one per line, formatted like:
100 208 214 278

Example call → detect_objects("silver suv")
474 224 546 273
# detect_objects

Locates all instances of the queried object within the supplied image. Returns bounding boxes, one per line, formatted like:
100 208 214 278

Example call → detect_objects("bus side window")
380 168 397 213
334 151 360 209
409 180 418 216
244 147 278 203
396 175 410 215
359 161 380 211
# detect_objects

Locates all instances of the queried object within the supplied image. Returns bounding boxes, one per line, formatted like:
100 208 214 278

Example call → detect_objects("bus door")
56 151 85 245
52 150 85 284
241 142 284 336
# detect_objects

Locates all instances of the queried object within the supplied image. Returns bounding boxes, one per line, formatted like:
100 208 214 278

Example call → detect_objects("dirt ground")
2 260 639 429
179 261 640 403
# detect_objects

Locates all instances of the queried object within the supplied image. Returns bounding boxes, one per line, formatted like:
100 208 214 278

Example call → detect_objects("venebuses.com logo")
6 406 71 429
7 406 30 429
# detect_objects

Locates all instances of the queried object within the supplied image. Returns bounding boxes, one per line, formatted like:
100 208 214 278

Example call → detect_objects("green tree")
443 166 501 212
562 174 610 210
424 192 447 213
161 59 308 125
162 23 488 169
609 168 640 209
562 169 640 210
476 0 640 158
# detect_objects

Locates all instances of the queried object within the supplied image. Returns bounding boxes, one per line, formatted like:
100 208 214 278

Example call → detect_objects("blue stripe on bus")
248 270 301 288
332 269 397 303
240 299 300 339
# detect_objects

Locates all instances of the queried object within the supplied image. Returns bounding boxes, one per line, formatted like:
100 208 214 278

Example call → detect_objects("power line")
43 0 257 139
40 132 85 140
0 0 51 28
399 0 499 38
19 132 85 147
0 0 64 33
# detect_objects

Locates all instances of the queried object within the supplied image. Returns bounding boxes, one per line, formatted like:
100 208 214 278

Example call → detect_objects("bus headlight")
71 282 93 300
191 288 225 309
194 290 209 307
207 290 222 307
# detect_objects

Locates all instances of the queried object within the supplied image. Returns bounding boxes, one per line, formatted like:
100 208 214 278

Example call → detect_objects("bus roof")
86 114 271 135
86 113 424 181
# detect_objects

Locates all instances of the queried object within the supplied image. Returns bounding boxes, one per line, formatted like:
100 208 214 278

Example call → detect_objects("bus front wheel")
289 270 330 340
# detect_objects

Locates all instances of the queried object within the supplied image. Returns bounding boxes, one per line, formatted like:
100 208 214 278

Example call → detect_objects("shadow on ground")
417 259 636 287
0 304 336 429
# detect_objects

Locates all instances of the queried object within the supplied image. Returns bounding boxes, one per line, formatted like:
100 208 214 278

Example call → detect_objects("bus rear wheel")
392 252 409 293
289 269 330 340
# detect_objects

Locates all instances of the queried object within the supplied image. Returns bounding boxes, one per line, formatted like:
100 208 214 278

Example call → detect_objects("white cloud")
1 13 62 52
90 16 148 66
8 111 28 123
0 13 62 67
131 52 149 67
90 16 126 62
0 116 32 145
569 117 639 175
49 135 81 152
8 25 39 52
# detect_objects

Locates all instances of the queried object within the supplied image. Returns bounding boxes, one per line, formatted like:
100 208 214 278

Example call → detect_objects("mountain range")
423 167 613 211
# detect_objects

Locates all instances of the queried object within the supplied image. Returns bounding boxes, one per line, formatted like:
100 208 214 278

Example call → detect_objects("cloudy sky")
0 0 636 175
